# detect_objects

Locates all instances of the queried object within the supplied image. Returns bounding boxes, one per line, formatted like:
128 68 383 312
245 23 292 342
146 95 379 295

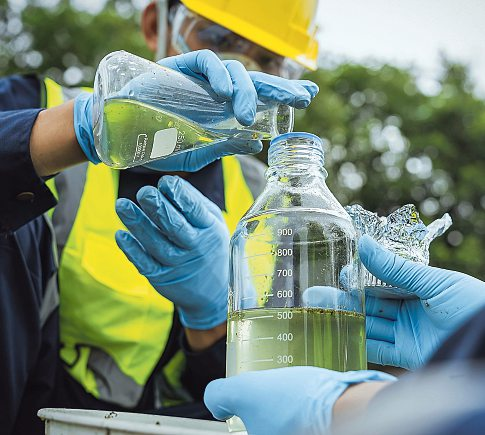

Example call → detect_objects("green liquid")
227 307 366 375
98 97 272 168
226 308 366 432
99 98 220 168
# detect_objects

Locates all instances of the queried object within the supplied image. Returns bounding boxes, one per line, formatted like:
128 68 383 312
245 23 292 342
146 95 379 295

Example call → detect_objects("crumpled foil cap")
345 204 452 298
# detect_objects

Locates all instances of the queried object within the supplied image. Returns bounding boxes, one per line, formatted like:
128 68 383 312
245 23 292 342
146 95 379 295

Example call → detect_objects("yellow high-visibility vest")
43 77 265 407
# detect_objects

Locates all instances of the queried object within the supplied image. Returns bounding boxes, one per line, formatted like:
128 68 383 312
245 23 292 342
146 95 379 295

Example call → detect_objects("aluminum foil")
345 204 452 298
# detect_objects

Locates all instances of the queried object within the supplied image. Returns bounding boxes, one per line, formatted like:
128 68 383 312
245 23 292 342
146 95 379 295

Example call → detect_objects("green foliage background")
1 0 485 279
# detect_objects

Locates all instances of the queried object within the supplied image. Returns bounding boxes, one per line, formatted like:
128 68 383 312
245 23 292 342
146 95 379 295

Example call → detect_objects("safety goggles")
170 4 306 80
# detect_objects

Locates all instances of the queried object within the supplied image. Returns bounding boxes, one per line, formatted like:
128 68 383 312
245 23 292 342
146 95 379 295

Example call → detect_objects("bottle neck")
266 135 327 181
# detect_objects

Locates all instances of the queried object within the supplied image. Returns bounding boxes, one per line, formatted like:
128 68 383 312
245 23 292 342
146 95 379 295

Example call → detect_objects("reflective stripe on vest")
40 214 60 327
43 78 261 408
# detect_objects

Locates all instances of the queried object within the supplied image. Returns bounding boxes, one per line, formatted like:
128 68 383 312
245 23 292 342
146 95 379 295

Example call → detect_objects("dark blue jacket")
0 74 58 434
0 74 226 433
0 75 57 232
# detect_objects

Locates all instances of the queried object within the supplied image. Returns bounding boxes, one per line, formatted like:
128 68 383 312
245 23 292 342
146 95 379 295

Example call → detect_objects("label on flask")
151 128 178 158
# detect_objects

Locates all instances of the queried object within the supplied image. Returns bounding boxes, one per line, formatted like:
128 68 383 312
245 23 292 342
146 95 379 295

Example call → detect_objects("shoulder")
0 74 42 110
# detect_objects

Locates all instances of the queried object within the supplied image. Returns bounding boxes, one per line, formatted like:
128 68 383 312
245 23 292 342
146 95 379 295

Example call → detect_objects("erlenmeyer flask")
93 50 294 168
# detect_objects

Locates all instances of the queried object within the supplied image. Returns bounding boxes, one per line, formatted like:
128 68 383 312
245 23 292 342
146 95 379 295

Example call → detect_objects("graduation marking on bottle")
134 133 148 162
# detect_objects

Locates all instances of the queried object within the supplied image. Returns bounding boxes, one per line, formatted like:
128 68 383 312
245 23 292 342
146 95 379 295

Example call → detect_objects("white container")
38 408 243 435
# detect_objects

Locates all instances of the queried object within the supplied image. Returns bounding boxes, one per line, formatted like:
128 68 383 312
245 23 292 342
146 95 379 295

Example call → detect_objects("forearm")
30 100 86 177
185 322 226 352
333 381 392 425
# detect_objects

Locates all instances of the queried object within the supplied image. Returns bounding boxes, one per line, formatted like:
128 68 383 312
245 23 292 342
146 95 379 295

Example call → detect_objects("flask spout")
275 105 294 136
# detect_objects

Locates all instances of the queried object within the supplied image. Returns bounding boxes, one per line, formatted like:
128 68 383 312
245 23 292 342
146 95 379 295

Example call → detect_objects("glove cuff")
318 370 397 430
177 301 228 330
74 92 101 164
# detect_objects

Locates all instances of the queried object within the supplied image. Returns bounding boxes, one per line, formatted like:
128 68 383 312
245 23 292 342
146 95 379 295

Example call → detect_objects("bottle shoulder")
232 207 357 244
243 178 350 222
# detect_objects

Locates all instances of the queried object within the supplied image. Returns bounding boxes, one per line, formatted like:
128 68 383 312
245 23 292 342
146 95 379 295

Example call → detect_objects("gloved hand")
75 50 319 171
159 51 319 124
115 175 229 329
361 234 485 370
204 367 395 435
145 50 319 172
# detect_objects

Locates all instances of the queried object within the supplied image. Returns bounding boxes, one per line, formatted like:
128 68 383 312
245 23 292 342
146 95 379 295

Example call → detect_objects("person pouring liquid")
0 1 320 432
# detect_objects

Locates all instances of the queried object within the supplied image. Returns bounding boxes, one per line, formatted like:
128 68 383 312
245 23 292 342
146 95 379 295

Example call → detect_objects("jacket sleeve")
428 304 485 363
0 109 57 233
180 334 226 401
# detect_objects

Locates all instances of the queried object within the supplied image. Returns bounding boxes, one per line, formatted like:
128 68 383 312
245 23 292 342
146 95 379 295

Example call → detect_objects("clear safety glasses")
170 4 306 80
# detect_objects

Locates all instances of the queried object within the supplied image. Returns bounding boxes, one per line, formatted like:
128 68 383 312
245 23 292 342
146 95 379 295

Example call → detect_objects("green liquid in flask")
98 97 274 168
99 97 219 168
226 308 366 432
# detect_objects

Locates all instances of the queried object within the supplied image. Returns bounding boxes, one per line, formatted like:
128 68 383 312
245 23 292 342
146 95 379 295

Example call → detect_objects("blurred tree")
297 61 485 279
0 0 150 86
1 0 484 278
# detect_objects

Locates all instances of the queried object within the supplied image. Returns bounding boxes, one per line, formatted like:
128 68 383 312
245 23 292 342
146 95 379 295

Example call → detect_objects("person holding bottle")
47 0 319 423
111 126 485 434
0 0 320 433
201 234 485 434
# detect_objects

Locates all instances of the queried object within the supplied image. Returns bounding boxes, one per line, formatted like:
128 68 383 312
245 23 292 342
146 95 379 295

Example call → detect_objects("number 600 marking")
277 290 293 298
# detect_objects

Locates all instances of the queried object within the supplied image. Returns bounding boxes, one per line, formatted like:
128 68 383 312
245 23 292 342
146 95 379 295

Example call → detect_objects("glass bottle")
227 132 366 431
92 50 294 168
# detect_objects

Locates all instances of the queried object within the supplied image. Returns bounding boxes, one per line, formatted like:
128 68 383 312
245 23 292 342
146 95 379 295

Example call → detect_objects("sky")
316 0 485 95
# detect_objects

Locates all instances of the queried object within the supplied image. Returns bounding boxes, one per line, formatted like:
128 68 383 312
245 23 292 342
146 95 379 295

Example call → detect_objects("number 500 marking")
277 311 293 320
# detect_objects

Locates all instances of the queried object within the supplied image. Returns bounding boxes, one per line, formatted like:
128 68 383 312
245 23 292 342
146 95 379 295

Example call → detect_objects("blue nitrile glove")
73 92 100 164
115 175 229 329
360 234 485 370
204 367 395 435
145 50 319 172
159 51 319 124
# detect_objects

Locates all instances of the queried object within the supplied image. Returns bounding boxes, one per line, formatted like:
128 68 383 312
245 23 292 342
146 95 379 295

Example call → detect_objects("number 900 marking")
277 228 293 236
